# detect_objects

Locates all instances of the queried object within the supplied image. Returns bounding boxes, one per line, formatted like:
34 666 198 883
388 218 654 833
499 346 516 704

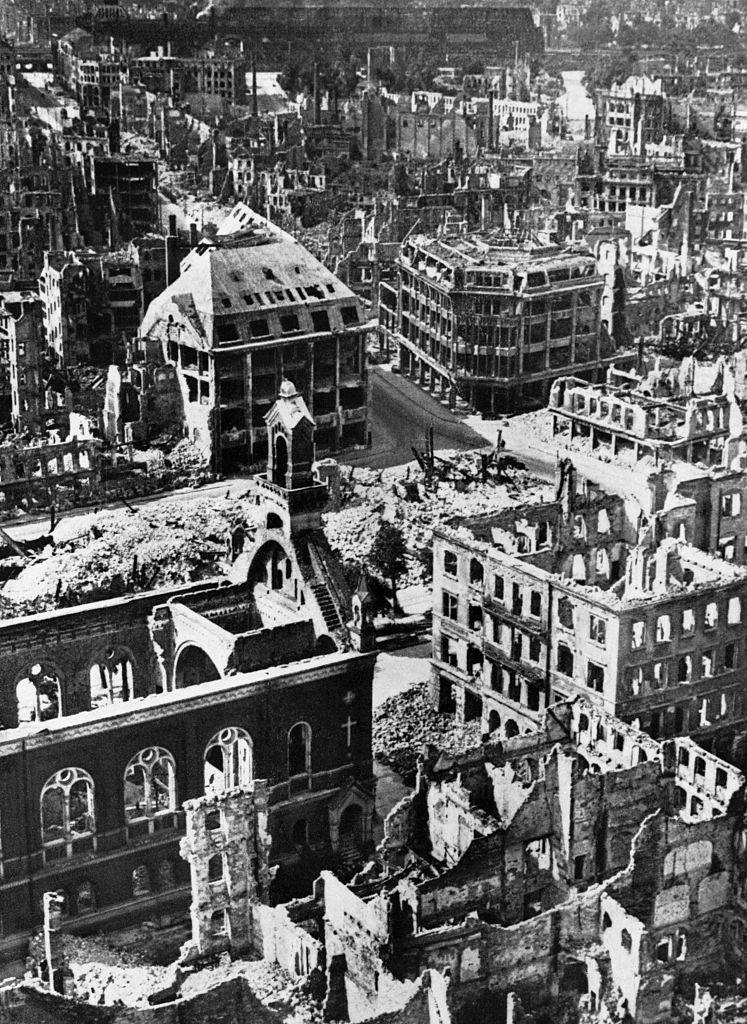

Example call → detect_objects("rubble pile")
324 453 550 587
44 933 171 1008
0 493 259 618
512 409 640 466
180 955 325 1024
374 680 483 780
44 933 324 1020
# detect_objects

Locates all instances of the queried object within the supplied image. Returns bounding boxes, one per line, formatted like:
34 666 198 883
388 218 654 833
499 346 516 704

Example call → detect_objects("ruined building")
548 363 745 468
380 229 634 415
242 698 747 1024
130 204 370 472
431 460 747 765
0 386 377 970
546 363 747 564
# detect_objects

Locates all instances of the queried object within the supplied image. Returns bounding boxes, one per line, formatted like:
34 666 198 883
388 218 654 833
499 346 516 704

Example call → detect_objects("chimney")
313 62 320 125
167 40 172 57
252 57 258 117
367 47 372 88
190 222 198 247
166 216 179 285
488 89 494 152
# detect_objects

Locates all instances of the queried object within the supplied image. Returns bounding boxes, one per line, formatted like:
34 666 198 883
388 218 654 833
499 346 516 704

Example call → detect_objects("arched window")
76 881 97 916
16 663 62 724
89 647 135 709
40 768 95 856
132 864 151 897
288 722 311 777
124 747 177 828
158 860 176 891
204 728 253 795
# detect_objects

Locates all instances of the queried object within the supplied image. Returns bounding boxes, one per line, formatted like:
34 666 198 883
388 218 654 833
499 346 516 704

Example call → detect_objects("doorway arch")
273 434 288 486
173 644 221 689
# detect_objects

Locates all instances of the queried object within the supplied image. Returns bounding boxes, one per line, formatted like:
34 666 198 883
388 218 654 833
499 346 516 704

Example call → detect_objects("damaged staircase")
294 530 349 641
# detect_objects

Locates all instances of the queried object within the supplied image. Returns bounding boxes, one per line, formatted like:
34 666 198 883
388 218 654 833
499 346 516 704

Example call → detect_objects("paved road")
340 367 490 469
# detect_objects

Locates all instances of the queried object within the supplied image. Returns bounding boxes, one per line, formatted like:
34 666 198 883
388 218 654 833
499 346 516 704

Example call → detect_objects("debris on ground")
0 494 258 618
323 451 551 589
374 680 483 781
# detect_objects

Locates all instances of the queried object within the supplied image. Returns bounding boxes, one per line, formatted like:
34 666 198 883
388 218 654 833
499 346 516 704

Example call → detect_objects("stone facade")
0 390 377 970
180 784 272 957
431 460 747 762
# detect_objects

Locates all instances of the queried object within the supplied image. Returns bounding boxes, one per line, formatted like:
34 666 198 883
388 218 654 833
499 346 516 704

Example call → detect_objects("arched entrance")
174 645 221 689
273 434 288 486
339 804 363 851
247 539 294 596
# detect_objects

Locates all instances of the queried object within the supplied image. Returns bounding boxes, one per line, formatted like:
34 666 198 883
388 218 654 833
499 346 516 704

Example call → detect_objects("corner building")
380 230 634 415
431 463 747 766
137 205 370 473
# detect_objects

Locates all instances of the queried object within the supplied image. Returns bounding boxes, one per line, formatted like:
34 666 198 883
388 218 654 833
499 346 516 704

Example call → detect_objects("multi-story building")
39 250 93 368
40 248 145 368
380 229 634 415
0 395 377 968
547 365 742 468
130 46 184 101
184 49 248 108
0 289 50 431
431 462 747 765
136 204 370 471
88 156 159 242
596 75 669 158
56 29 125 113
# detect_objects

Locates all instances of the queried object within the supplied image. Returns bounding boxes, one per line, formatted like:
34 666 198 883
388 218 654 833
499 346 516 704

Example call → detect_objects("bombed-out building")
380 229 634 415
431 460 747 765
0 386 377 970
548 363 745 468
226 698 747 1024
133 204 370 472
546 363 747 564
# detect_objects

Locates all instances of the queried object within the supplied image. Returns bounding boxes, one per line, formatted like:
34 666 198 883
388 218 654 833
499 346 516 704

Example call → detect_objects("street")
340 366 490 469
0 370 557 546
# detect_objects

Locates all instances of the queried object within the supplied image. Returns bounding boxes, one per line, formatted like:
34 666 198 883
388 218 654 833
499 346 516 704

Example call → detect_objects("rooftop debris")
0 494 258 619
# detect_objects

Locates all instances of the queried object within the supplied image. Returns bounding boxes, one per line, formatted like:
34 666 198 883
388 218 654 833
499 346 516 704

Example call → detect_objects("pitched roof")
140 204 357 343
266 381 315 431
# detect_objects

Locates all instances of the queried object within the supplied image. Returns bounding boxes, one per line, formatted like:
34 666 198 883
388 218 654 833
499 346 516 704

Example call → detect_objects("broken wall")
180 783 272 958
321 871 420 1023
250 895 323 980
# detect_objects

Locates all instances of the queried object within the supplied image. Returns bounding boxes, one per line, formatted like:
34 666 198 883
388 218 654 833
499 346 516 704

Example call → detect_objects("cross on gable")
341 715 357 747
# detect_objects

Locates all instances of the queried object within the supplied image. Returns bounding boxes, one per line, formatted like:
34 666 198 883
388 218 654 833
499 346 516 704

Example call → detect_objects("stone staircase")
294 531 348 637
309 578 343 632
